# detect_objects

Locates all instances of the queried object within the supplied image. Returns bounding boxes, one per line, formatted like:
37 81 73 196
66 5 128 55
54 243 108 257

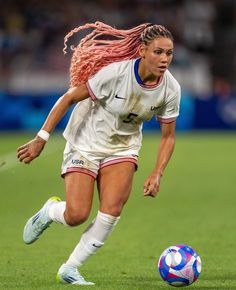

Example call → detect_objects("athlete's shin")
65 211 120 268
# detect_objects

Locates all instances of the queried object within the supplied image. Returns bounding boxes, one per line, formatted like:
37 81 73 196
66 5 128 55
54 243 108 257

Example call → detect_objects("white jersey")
63 58 181 158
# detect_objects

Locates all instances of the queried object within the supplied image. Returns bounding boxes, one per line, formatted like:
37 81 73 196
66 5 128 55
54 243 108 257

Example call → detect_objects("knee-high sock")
48 201 68 226
65 211 120 268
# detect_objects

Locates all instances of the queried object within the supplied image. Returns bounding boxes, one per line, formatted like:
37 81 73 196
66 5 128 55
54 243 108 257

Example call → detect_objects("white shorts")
61 142 138 179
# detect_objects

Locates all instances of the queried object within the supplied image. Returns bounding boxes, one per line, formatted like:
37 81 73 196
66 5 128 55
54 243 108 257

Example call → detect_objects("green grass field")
0 132 236 290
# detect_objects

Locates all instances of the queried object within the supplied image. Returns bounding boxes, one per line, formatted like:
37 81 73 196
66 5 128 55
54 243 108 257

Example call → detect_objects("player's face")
139 37 174 78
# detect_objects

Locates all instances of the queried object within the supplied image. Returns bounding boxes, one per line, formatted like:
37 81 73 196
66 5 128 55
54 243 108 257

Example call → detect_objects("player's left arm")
143 120 176 197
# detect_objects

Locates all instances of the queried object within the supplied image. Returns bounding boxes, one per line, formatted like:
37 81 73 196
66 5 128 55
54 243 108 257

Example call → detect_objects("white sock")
48 201 68 226
65 211 120 268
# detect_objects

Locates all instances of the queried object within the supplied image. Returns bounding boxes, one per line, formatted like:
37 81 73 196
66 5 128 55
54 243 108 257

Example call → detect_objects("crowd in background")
1 0 235 96
0 0 236 131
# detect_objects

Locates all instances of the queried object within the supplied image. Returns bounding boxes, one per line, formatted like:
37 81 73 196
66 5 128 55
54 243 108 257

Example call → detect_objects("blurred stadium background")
0 0 236 131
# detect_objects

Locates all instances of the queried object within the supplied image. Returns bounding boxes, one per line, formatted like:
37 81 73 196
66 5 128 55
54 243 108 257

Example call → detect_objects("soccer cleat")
23 196 61 244
56 264 95 285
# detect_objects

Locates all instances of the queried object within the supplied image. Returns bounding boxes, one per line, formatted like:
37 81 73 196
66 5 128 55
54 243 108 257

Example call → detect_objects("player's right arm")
17 85 90 164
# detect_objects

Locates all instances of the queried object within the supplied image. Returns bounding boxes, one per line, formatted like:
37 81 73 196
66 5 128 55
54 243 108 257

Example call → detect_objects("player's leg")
23 172 95 244
49 142 98 226
56 172 96 285
98 161 136 216
50 171 95 226
63 161 136 270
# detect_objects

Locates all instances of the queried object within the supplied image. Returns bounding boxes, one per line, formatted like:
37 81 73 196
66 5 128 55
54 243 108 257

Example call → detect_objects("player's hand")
143 172 161 198
17 136 46 164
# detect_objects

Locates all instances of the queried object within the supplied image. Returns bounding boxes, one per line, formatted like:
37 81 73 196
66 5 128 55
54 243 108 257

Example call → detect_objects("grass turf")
0 132 236 290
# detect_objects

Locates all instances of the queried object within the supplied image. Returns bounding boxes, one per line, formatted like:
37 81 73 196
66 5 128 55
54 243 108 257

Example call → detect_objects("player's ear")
139 43 146 58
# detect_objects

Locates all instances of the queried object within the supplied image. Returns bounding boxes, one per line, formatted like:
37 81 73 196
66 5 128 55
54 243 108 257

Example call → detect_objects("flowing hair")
63 21 173 87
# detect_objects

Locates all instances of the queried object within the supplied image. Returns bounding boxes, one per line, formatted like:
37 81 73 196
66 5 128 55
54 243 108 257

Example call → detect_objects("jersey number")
123 113 138 123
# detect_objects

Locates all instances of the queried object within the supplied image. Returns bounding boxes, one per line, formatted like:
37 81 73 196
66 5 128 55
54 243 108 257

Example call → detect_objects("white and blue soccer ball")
158 244 202 287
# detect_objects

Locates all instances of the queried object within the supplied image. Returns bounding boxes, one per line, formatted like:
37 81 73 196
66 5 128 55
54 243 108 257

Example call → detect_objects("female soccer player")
17 21 181 285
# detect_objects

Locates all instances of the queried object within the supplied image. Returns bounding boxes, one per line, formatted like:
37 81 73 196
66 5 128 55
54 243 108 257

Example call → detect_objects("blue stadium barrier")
0 90 235 131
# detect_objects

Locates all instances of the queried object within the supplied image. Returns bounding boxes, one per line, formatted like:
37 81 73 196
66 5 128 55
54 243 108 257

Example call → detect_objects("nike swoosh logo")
115 95 126 100
92 243 102 248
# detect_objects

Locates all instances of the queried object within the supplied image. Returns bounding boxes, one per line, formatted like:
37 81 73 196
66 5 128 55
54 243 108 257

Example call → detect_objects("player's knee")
64 209 89 226
103 204 124 217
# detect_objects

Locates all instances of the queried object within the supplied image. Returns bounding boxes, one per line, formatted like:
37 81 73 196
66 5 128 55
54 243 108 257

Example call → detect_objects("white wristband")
37 130 50 141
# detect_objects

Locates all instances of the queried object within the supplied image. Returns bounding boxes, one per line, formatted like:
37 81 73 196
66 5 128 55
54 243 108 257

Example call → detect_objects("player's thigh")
64 172 95 219
97 162 136 216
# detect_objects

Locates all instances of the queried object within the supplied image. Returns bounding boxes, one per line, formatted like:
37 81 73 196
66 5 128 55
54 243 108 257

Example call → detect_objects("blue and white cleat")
56 264 95 285
23 196 61 244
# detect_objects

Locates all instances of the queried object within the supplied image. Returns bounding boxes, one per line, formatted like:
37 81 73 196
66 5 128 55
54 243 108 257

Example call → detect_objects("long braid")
64 21 173 87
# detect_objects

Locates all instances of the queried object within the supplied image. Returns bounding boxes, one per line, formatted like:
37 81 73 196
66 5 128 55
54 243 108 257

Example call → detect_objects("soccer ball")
158 244 202 287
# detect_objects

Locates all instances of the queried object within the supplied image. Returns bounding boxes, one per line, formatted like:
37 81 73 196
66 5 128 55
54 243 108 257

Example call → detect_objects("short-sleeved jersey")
63 58 181 158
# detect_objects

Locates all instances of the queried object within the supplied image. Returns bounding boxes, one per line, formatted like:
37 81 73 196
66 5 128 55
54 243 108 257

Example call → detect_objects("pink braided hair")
63 21 173 87
63 21 148 87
